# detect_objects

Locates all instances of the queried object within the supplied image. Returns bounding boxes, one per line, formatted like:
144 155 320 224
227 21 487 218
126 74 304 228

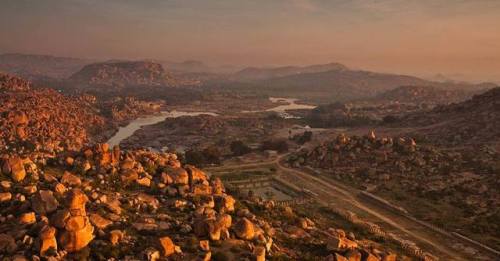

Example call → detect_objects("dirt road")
206 153 493 260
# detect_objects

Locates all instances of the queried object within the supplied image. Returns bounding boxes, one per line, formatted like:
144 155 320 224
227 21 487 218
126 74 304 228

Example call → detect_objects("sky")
1 0 499 82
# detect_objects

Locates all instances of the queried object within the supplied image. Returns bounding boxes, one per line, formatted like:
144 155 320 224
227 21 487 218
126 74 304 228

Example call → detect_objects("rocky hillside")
0 73 109 153
232 62 349 81
399 87 500 145
374 85 474 105
288 132 500 252
69 61 177 87
218 64 490 103
0 53 91 80
0 110 408 260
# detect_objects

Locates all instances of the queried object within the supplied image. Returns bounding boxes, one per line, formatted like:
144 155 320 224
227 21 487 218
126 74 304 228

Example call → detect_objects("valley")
0 55 499 261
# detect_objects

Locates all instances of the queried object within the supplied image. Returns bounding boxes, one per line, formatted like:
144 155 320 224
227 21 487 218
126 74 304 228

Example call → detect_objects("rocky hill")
288 132 500 251
69 61 177 87
399 87 500 145
218 64 490 103
232 62 348 81
0 53 91 80
374 85 474 105
0 73 109 153
0 76 409 259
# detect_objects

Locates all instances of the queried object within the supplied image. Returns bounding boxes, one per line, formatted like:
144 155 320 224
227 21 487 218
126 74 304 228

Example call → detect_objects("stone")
51 210 71 228
254 246 266 261
144 247 160 261
120 159 135 170
121 169 139 185
327 235 358 250
161 172 173 185
202 251 212 261
109 230 123 245
40 226 57 257
159 236 175 257
199 239 210 251
61 171 82 187
7 157 26 182
335 253 348 261
66 189 88 216
19 212 36 225
364 253 381 261
54 183 67 195
234 218 255 240
32 190 59 215
185 165 208 183
345 250 362 261
104 198 122 215
59 215 94 252
382 253 397 261
217 214 232 230
136 177 151 187
0 192 12 202
58 189 94 252
90 213 112 230
169 167 189 185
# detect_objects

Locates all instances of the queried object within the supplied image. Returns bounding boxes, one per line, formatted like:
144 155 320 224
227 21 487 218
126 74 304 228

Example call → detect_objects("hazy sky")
1 0 499 82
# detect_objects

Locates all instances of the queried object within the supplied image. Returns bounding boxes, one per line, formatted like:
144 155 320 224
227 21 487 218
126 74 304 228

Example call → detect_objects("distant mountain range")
219 64 495 103
1 53 496 103
231 62 348 81
373 85 476 105
0 53 92 79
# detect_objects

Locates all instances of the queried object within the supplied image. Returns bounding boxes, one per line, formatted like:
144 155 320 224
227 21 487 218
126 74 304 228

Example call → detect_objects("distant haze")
1 0 499 83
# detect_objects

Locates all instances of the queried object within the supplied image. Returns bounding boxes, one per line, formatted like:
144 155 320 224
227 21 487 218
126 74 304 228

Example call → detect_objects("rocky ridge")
288 131 500 252
0 74 409 260
69 61 176 88
0 73 108 154
398 87 500 145
0 141 406 260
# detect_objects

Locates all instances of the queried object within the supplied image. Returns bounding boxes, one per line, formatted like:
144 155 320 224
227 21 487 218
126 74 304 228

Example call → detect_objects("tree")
230 140 252 156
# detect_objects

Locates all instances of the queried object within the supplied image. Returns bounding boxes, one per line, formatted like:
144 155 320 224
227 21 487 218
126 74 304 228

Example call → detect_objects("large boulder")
40 226 57 257
58 189 94 252
61 171 82 187
3 157 26 182
59 215 94 252
159 236 175 257
32 190 59 215
169 167 189 185
234 218 255 240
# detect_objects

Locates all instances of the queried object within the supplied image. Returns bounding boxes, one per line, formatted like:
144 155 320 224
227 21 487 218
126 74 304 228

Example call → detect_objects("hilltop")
0 73 109 153
69 61 177 87
374 85 474 105
232 62 349 81
398 87 500 145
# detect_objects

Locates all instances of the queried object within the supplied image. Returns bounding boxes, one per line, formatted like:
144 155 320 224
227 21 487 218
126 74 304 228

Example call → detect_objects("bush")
230 140 252 156
185 145 222 166
261 139 289 153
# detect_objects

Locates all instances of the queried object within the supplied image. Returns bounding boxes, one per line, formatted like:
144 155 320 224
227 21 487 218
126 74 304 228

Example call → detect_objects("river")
106 110 218 147
107 97 316 147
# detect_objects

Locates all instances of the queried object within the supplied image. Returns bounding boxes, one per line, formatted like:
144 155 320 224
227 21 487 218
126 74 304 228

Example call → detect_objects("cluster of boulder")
0 137 413 260
288 131 500 251
0 142 276 260
0 73 108 154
